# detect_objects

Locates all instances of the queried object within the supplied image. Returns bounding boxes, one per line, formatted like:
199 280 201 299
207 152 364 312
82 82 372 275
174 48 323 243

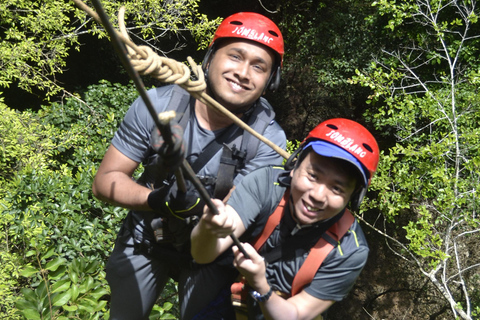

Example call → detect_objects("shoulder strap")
239 97 276 164
252 189 290 251
290 210 355 296
165 85 192 129
166 86 237 176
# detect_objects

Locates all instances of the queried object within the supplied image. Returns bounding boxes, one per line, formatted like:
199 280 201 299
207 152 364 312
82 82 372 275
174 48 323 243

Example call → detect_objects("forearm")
259 293 300 320
191 219 228 263
92 170 152 211
191 201 240 263
92 145 155 211
244 271 300 320
234 244 330 320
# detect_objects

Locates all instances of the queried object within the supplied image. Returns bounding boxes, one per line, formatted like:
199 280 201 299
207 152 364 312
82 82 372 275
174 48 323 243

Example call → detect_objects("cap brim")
304 140 368 186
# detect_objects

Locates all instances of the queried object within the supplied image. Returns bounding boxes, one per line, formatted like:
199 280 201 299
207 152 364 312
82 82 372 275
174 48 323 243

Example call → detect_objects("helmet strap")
285 147 303 170
202 43 216 80
266 65 281 91
350 186 367 211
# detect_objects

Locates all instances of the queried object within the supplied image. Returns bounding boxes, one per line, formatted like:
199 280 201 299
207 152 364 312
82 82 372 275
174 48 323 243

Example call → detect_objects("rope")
72 0 290 160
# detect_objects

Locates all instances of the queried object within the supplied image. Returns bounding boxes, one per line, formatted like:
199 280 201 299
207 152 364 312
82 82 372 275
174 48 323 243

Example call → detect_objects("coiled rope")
72 0 290 160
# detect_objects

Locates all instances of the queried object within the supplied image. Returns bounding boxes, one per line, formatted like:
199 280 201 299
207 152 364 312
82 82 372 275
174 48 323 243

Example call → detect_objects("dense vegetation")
1 0 479 319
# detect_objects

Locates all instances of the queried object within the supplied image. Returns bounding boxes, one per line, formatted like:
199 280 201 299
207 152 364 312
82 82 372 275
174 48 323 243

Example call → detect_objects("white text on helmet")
325 130 367 158
231 26 274 45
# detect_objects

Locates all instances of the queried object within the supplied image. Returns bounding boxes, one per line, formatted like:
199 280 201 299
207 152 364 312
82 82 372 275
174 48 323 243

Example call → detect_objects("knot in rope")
115 5 207 95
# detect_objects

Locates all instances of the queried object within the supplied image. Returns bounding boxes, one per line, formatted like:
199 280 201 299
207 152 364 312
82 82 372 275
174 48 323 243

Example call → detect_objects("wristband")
147 188 166 211
249 287 273 302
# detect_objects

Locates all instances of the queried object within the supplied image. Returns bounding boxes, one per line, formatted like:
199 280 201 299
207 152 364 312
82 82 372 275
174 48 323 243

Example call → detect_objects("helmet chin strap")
350 186 367 211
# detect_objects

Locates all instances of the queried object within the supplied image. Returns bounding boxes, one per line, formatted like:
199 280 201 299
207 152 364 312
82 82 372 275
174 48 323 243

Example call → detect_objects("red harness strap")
291 210 355 296
252 189 290 251
250 188 356 296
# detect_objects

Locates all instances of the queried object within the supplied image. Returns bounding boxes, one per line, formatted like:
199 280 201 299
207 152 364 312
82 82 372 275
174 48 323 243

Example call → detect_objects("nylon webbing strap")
290 210 355 296
213 146 236 199
190 124 241 174
252 189 290 251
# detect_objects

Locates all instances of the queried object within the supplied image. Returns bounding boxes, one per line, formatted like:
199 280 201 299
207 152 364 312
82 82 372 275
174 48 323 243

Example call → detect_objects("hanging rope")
72 0 290 160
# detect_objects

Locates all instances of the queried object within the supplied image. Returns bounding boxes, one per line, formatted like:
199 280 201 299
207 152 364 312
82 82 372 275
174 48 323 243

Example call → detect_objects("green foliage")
352 0 480 318
17 252 108 320
271 0 382 140
0 81 172 319
0 0 220 100
286 139 301 155
0 0 77 97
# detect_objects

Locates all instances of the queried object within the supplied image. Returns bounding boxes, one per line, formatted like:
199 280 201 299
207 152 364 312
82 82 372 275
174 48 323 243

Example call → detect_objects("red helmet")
302 118 379 186
211 12 284 66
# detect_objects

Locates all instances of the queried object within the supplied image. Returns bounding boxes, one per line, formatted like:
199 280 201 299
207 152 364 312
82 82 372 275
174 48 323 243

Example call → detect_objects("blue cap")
304 140 368 186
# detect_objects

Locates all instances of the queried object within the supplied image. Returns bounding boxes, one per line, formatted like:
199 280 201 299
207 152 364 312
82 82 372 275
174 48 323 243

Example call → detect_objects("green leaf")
71 282 80 301
20 266 39 277
51 279 71 293
62 304 78 312
42 247 56 260
162 301 173 311
21 308 41 320
89 286 109 300
15 299 37 311
52 291 72 306
45 257 66 271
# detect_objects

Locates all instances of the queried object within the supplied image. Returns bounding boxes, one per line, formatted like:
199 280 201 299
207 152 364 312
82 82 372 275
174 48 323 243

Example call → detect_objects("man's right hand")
199 199 237 238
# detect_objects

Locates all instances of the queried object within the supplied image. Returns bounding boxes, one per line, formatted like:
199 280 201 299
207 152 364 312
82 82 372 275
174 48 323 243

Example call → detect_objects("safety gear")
147 185 170 212
164 179 205 218
141 86 279 250
285 118 379 210
203 12 284 91
211 12 284 65
303 118 379 185
231 188 355 317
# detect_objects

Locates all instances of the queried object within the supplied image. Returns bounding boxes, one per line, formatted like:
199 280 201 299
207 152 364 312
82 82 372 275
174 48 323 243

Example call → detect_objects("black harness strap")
162 87 278 200
190 124 241 174
214 145 237 199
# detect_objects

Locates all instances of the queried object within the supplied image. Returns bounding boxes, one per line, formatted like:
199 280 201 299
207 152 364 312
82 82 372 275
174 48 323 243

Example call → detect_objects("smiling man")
191 118 380 320
92 12 286 320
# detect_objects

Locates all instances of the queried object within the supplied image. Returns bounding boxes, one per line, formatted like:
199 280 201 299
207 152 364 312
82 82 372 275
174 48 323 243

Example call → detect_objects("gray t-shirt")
111 85 286 238
228 166 369 302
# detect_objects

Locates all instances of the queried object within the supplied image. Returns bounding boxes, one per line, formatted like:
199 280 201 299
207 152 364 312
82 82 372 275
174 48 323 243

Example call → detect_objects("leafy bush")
0 80 154 319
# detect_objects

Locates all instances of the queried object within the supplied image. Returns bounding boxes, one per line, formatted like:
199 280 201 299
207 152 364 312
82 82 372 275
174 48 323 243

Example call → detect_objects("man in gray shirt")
92 12 286 320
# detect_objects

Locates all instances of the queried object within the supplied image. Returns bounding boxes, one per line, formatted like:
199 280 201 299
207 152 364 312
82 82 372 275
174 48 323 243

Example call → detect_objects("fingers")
232 243 263 266
202 198 224 216
201 199 236 238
